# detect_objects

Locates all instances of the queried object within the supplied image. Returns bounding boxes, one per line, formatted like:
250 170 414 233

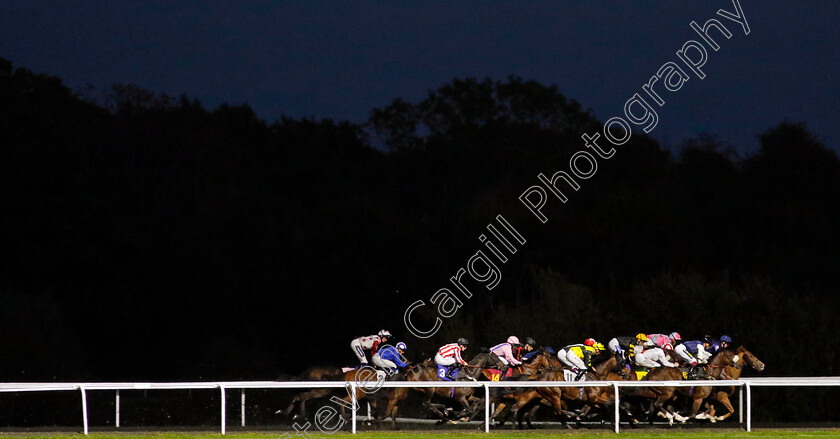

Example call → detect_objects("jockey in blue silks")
372 342 410 373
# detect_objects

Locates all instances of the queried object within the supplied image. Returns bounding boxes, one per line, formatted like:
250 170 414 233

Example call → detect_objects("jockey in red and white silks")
350 329 391 364
490 336 522 366
435 340 468 367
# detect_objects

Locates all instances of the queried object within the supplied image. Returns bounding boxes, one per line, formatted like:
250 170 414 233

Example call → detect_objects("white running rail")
1 377 839 434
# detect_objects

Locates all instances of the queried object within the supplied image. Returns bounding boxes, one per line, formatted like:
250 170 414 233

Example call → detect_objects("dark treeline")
1 58 838 420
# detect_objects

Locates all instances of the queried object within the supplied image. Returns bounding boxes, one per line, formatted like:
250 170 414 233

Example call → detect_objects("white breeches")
350 340 368 364
564 351 587 370
634 351 661 368
435 353 456 366
556 349 574 368
607 338 622 354
674 344 696 364
372 354 396 369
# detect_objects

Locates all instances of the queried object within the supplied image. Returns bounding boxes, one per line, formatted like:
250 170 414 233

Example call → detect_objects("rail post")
350 381 357 434
745 381 752 432
484 382 490 433
220 384 227 435
115 390 120 427
613 382 620 433
739 385 743 425
241 389 246 427
79 385 89 435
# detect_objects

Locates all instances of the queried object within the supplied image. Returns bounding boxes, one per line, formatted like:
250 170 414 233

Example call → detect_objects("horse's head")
471 351 505 370
736 346 765 372
530 351 551 370
611 361 634 380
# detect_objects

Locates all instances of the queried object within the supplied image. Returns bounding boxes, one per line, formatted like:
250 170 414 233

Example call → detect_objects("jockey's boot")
575 369 586 381
687 365 698 380
446 364 460 380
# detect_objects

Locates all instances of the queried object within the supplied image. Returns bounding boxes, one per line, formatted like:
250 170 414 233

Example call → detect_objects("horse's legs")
392 388 408 428
714 391 736 421
455 394 473 417
302 388 333 418
490 400 507 426
515 394 543 430
385 399 397 428
650 391 677 425
524 401 543 429
277 393 300 416
422 391 449 419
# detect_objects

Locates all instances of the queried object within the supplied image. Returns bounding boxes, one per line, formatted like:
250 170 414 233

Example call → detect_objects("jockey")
558 339 601 379
518 337 539 362
635 343 678 369
705 335 732 355
677 339 712 379
675 338 714 366
435 338 469 378
350 330 392 365
491 336 523 366
647 332 681 349
372 342 409 374
607 333 646 365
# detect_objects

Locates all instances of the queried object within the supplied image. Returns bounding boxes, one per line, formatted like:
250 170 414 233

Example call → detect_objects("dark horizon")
2 2 838 154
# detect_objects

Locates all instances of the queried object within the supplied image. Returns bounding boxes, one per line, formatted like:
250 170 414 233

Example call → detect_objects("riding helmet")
525 337 536 346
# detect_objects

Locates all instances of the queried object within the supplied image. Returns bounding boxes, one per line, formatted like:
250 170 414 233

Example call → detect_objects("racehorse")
403 350 505 421
508 353 620 429
670 346 743 421
487 351 560 427
275 365 344 419
633 365 687 424
703 346 765 421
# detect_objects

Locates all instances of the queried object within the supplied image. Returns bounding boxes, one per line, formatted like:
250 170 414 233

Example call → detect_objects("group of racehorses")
277 345 764 429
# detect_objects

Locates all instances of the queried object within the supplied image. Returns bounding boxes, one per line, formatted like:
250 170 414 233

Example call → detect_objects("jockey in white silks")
635 344 678 368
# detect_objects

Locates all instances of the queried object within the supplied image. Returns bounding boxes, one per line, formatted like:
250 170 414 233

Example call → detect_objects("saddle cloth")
436 364 456 381
563 369 586 381
486 368 513 381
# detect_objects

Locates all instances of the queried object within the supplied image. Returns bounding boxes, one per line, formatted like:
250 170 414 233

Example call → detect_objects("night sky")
3 1 838 153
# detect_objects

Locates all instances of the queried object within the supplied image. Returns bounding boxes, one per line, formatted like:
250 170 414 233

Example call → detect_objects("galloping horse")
275 365 343 419
704 346 765 421
508 354 621 429
671 346 745 421
487 351 560 427
634 365 687 424
404 350 505 421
